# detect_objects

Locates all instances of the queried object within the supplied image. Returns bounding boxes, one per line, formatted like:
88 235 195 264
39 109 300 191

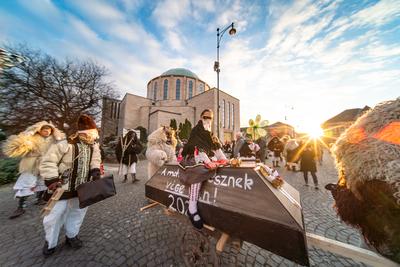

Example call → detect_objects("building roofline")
209 87 240 101
149 109 182 116
123 92 151 101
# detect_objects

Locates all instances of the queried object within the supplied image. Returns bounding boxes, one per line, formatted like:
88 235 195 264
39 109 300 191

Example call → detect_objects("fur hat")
77 114 97 131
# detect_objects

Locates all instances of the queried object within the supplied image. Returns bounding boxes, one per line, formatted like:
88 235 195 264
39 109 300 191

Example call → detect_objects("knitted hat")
77 114 97 131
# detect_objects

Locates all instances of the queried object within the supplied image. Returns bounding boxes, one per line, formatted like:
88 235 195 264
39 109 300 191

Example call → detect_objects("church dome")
161 68 199 79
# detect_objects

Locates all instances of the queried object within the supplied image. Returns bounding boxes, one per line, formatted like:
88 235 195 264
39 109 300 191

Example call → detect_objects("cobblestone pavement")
0 153 372 267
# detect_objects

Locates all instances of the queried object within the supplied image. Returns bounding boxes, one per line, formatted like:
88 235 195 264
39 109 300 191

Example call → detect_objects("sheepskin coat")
3 121 65 176
284 139 299 163
146 127 177 179
39 138 101 199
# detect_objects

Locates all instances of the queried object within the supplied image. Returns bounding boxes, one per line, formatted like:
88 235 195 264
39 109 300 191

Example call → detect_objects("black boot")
132 173 139 183
9 197 27 219
42 241 56 257
9 207 25 219
122 175 127 183
188 210 204 229
35 191 47 205
66 236 83 249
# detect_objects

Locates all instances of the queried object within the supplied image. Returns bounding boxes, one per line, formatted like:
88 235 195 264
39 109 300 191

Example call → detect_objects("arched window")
176 79 181 100
232 103 235 128
153 82 157 100
188 80 193 99
163 79 168 100
228 101 230 129
198 83 204 93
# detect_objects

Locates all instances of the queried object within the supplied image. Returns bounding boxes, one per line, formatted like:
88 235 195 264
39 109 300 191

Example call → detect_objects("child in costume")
39 114 101 256
3 121 65 219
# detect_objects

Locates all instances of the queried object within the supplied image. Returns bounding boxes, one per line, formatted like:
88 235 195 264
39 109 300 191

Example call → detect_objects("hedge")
0 158 20 185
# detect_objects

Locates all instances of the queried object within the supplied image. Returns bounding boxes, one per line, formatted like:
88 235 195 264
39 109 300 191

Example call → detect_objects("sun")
298 124 324 139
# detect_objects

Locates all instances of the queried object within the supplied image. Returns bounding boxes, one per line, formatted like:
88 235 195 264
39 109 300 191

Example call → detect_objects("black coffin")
145 164 309 266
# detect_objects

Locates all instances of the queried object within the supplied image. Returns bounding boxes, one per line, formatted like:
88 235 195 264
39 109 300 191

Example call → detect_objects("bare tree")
0 45 119 134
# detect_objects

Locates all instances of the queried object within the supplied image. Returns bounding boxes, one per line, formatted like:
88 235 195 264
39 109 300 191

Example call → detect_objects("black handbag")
76 175 116 208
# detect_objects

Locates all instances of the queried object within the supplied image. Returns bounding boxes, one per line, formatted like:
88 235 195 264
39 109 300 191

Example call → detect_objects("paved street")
0 152 370 267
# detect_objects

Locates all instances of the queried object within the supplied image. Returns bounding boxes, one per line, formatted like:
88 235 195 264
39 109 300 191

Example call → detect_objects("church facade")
101 68 240 143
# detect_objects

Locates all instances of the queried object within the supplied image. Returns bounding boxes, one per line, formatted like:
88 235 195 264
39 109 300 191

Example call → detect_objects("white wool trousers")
43 197 87 249
120 162 137 175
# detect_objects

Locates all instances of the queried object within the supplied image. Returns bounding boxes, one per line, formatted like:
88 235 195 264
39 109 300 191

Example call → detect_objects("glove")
204 162 218 170
48 180 62 191
215 159 228 166
90 168 101 181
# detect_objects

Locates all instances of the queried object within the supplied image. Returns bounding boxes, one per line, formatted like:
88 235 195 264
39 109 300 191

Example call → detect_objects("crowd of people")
2 109 325 257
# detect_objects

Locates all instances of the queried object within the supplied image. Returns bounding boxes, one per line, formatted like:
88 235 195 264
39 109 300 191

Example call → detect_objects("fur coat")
146 127 177 179
327 98 400 263
39 139 101 199
3 121 65 176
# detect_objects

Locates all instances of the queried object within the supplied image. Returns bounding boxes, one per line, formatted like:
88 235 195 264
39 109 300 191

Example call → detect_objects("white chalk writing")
160 167 179 177
209 173 253 190
165 181 186 195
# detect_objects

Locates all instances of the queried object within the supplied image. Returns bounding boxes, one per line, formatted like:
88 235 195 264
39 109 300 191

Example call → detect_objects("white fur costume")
145 127 177 179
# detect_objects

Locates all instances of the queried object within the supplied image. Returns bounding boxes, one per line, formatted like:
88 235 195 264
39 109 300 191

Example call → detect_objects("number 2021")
168 194 188 215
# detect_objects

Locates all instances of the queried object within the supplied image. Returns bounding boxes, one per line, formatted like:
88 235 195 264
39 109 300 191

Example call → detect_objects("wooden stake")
41 188 65 217
140 201 159 211
306 232 399 267
216 232 230 253
204 224 215 232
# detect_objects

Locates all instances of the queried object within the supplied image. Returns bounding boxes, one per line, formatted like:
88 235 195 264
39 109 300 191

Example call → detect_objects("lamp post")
214 22 236 139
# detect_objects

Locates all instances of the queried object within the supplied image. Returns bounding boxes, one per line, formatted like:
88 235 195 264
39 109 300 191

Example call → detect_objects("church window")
188 80 193 99
163 79 168 100
232 103 234 128
153 82 157 100
176 79 181 100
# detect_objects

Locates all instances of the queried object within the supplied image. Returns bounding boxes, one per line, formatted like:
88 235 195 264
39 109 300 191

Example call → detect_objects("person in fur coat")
39 114 101 256
116 130 143 183
3 121 65 219
326 98 400 263
145 126 177 179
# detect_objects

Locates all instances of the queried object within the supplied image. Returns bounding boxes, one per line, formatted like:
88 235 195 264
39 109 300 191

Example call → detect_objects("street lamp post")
214 22 236 139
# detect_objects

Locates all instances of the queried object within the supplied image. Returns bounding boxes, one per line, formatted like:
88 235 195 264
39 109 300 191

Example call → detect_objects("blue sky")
1 0 399 131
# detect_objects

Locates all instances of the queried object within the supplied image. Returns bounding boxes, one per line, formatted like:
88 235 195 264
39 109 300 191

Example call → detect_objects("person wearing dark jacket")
256 137 267 163
116 130 143 183
182 109 227 229
300 143 319 189
268 137 284 167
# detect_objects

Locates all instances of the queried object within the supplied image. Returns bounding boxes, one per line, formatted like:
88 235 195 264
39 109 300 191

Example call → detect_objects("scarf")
182 120 215 157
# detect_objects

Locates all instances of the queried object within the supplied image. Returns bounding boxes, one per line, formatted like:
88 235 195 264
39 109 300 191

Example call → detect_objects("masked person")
39 114 101 256
3 121 65 219
116 130 143 183
181 109 227 229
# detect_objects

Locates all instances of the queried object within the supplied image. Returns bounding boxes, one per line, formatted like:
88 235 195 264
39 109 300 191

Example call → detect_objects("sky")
1 0 399 132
